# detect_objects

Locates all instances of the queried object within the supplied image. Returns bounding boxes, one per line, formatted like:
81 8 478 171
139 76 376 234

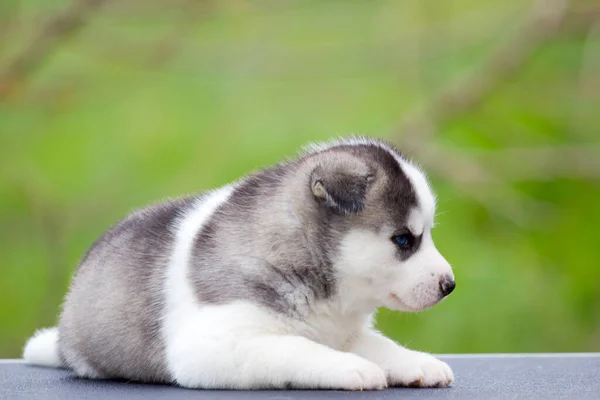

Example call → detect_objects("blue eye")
393 234 411 248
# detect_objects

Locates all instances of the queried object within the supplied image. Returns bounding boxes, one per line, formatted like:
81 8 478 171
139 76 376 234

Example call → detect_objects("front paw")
317 353 388 391
385 352 454 388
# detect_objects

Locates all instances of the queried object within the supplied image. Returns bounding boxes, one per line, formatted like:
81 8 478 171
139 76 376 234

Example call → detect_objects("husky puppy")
23 137 456 390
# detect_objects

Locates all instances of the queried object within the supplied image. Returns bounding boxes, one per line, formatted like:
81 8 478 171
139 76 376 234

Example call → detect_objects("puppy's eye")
392 233 413 248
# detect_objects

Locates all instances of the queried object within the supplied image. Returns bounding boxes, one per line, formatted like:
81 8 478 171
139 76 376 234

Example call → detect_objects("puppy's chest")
295 307 365 351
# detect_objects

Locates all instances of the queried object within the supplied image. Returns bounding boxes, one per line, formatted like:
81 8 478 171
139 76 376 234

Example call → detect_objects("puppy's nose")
439 275 456 297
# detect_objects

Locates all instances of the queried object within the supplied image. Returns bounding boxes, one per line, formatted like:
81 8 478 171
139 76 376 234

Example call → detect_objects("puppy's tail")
23 327 63 368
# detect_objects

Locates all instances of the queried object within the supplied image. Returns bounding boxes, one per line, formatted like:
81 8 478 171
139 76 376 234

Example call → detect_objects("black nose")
439 276 456 297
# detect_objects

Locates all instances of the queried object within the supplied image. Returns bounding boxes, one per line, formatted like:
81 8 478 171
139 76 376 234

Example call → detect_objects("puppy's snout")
439 275 456 297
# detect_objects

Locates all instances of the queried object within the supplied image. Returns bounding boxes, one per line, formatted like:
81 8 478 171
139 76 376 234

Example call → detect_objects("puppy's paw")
318 354 387 390
385 351 453 388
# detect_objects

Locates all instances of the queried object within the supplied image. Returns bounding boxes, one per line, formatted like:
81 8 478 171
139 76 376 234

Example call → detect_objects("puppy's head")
307 138 454 312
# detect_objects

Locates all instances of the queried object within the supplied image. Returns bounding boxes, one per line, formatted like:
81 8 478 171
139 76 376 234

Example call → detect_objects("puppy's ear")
310 155 374 215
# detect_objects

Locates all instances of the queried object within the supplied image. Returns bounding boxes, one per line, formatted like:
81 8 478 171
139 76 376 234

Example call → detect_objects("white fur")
397 159 437 223
162 186 234 386
407 208 425 236
162 185 388 389
23 327 62 368
352 328 453 387
332 206 454 388
164 301 387 389
336 227 452 313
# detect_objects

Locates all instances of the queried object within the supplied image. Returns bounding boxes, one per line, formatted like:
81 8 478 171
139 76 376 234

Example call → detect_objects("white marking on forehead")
396 158 437 226
303 136 437 226
406 208 425 236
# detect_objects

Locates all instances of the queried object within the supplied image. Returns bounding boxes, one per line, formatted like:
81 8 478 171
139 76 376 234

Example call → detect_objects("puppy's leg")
164 305 387 390
350 329 453 387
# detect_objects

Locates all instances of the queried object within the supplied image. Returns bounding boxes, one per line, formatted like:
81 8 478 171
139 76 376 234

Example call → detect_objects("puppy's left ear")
310 156 374 215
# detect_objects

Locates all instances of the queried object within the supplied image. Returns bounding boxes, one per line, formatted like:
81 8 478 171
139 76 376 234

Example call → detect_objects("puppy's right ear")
310 156 374 215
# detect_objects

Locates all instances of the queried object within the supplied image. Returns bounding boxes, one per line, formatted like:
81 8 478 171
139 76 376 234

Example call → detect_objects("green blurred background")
1 0 599 358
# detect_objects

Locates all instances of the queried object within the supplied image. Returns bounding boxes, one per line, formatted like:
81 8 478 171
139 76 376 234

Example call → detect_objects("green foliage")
1 0 599 357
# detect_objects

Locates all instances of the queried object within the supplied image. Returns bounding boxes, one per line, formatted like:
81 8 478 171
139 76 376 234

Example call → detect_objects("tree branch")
471 145 600 181
398 0 570 150
406 144 558 227
0 0 107 100
390 0 600 225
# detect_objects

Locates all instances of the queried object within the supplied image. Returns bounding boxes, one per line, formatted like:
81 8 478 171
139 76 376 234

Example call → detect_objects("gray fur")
54 137 420 383
59 197 197 382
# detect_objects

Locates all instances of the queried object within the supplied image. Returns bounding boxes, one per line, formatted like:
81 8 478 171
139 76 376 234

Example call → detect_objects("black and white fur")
23 137 456 390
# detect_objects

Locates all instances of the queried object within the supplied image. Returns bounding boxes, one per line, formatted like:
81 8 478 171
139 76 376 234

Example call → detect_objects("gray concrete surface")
1 354 599 399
